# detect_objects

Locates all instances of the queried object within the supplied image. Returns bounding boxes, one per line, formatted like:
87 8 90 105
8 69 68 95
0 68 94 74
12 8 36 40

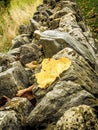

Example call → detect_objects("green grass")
0 0 42 52
76 0 98 38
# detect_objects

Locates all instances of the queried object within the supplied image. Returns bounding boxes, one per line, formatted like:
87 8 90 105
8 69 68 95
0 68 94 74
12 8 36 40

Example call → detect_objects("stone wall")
0 0 98 130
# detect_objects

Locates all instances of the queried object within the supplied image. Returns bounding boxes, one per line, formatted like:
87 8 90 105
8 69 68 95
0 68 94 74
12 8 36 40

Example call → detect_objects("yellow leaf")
35 57 71 89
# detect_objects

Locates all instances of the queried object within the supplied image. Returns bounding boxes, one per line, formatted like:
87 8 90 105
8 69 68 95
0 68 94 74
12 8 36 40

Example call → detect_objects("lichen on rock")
56 105 98 130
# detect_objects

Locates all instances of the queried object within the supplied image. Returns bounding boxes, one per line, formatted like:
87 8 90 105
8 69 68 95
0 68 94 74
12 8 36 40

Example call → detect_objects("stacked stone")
0 0 98 130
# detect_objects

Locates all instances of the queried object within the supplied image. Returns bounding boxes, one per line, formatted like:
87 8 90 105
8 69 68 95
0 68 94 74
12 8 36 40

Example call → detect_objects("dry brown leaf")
35 57 71 88
26 61 39 69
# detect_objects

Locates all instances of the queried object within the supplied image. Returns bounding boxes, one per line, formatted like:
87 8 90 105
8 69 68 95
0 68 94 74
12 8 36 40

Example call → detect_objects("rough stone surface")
0 110 20 130
0 53 15 66
0 97 33 117
19 43 43 65
0 0 98 129
56 105 98 130
0 61 29 98
27 48 98 129
8 47 20 57
11 34 31 49
0 97 32 130
39 30 97 69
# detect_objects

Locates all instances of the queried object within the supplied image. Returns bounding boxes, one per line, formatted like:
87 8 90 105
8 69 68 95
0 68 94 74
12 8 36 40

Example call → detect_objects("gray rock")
0 97 32 130
1 97 33 117
28 81 98 129
19 24 28 34
39 37 66 58
43 0 56 8
11 34 31 49
48 18 60 29
0 110 20 130
29 19 40 33
33 11 49 26
39 30 97 69
27 48 98 129
56 105 98 130
0 0 98 129
53 7 74 19
0 53 15 66
0 53 15 72
33 4 53 26
7 48 20 57
37 4 53 16
19 43 42 65
59 12 96 51
0 61 29 98
0 67 2 73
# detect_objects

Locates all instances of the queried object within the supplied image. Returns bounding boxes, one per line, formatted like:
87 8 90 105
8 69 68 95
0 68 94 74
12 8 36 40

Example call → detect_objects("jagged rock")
0 97 33 117
33 11 49 26
0 0 98 129
39 30 97 69
0 110 21 130
48 18 60 29
0 97 32 130
11 34 31 49
34 30 42 41
51 7 74 19
19 43 42 65
0 53 15 72
29 19 40 33
19 24 28 34
0 53 15 66
59 12 96 51
39 36 66 58
0 61 29 98
7 47 20 57
55 105 98 130
28 81 98 129
32 4 53 27
43 0 56 8
27 48 98 129
37 4 53 16
19 19 40 36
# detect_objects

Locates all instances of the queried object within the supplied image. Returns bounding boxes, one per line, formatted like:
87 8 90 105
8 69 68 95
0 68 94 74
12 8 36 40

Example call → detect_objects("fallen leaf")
35 57 71 88
26 61 39 69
